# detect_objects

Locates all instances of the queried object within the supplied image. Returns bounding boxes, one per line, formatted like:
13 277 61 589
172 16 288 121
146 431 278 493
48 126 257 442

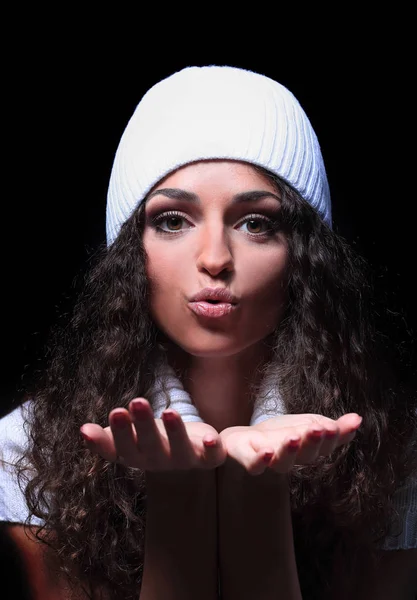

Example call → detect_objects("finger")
335 413 362 444
163 413 226 469
202 434 227 468
335 414 362 446
237 440 277 477
224 435 269 476
269 437 301 473
161 410 199 468
296 414 362 463
109 409 144 468
295 427 326 464
80 423 118 462
317 424 340 456
249 430 302 476
129 399 168 467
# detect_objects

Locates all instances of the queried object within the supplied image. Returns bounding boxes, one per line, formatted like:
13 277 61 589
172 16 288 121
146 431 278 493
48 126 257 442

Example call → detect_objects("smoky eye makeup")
143 189 283 235
147 208 283 240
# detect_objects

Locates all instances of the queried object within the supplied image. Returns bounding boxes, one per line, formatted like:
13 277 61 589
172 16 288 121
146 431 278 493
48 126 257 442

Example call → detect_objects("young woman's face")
142 160 289 358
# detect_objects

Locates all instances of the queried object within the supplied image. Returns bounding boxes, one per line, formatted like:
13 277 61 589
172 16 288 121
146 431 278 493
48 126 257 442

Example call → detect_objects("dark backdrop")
2 31 415 415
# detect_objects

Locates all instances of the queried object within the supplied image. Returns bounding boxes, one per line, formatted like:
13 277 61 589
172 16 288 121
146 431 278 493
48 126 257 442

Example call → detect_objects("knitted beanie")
106 65 331 245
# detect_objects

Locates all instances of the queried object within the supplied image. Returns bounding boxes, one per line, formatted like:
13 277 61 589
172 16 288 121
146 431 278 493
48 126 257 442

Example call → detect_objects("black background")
2 20 415 415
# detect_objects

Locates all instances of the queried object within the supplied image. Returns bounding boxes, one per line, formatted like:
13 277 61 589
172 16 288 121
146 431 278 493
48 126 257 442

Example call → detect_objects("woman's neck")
166 340 273 432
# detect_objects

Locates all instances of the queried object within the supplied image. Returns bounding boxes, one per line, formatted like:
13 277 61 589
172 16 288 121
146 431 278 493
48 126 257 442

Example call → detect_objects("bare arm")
81 398 225 599
140 468 219 600
215 410 363 599
217 457 302 600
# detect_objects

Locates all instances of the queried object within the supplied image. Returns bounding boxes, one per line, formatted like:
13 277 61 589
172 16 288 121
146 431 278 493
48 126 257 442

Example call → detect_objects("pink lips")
189 301 236 318
189 287 238 319
190 287 238 304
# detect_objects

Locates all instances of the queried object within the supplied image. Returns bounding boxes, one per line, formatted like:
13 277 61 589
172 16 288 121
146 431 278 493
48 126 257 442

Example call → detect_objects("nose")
196 225 234 277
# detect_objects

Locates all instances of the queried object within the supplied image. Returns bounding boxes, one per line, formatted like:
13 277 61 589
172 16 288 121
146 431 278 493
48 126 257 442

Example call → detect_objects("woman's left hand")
218 413 362 476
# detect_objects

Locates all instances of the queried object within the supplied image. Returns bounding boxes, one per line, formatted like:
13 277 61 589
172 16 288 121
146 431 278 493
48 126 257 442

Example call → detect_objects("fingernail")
113 412 129 426
130 402 148 421
80 428 93 443
287 438 300 451
263 452 273 464
203 437 217 447
309 429 324 441
163 412 179 431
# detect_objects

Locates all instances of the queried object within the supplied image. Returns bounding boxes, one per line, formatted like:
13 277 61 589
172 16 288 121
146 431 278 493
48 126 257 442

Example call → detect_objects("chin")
173 334 266 359
156 320 277 359
186 347 242 358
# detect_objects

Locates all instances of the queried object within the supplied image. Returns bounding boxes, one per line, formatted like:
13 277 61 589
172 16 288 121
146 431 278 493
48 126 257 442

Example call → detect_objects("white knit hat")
106 65 332 245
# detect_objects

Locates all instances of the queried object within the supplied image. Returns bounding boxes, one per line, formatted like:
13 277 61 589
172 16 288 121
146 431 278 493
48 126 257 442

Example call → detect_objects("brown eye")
238 215 276 236
246 219 263 234
151 210 191 234
166 217 182 231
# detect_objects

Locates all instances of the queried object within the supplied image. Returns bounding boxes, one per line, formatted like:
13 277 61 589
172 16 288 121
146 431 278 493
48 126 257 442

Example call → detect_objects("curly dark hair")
13 167 417 599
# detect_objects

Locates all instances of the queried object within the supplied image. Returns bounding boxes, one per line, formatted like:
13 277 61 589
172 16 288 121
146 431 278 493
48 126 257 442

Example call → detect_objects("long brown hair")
14 168 417 599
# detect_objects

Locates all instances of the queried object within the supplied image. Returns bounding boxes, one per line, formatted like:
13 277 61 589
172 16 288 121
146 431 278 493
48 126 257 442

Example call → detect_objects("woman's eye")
151 212 277 236
238 218 271 235
160 216 184 231
152 211 190 232
237 215 278 236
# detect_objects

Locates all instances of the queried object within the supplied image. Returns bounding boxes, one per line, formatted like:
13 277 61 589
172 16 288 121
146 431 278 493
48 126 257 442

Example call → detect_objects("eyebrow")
145 188 281 205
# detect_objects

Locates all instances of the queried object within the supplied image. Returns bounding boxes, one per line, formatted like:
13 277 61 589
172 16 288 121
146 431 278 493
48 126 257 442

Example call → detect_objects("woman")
0 65 416 600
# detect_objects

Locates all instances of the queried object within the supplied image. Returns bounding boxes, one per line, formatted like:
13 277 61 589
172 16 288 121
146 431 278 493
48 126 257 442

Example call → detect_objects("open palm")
219 412 362 476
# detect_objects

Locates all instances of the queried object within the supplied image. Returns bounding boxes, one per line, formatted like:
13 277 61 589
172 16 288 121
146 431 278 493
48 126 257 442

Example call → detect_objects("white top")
1 380 416 550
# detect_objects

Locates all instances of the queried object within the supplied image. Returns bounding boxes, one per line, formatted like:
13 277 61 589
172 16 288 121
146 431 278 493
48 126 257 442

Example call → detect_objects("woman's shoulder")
0 400 31 461
0 399 44 526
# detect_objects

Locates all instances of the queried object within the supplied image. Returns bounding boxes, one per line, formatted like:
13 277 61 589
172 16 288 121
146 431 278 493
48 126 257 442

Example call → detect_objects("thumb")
226 435 275 476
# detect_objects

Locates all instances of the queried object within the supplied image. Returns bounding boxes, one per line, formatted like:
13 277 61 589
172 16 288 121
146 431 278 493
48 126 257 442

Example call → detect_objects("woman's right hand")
80 397 226 471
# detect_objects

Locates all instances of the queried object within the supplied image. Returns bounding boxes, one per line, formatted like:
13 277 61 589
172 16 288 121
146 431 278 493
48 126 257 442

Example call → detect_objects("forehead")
149 160 279 196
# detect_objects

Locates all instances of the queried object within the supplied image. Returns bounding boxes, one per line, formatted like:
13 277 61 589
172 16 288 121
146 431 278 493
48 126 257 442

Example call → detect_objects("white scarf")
147 356 286 426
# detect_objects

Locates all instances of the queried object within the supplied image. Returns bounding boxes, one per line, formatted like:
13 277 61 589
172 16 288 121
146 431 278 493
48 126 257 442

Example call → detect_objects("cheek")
146 257 173 286
144 239 179 290
144 242 190 329
244 247 288 296
243 249 289 328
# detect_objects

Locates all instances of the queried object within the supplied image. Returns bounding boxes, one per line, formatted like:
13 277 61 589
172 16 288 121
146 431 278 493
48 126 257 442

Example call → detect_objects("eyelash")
150 210 280 238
